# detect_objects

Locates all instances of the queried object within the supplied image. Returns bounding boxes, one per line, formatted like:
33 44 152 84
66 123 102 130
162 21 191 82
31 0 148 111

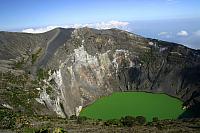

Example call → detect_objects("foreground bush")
152 117 159 122
69 115 77 120
104 115 147 127
120 116 136 127
77 116 88 124
136 116 146 125
104 119 121 126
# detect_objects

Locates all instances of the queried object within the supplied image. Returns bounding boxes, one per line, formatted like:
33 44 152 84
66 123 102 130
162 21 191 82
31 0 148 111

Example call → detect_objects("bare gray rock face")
0 27 200 118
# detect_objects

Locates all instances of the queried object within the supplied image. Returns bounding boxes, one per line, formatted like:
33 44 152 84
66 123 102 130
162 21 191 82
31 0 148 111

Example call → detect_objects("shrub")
37 68 49 80
77 116 88 124
35 128 49 133
104 119 121 126
136 116 146 125
53 127 66 133
14 59 24 69
31 48 42 64
120 116 136 127
0 109 16 129
152 117 159 122
70 115 77 120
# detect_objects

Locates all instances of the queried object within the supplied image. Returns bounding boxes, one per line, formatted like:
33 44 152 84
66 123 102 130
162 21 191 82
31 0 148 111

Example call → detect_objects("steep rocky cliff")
0 28 200 118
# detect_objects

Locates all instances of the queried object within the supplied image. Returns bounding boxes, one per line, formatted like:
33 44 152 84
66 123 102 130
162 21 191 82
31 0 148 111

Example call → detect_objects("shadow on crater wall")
178 103 200 119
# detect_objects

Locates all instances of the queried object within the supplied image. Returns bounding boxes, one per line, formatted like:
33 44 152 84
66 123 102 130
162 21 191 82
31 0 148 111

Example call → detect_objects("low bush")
77 116 88 124
70 115 77 120
152 117 159 122
120 116 136 127
104 119 121 126
136 116 146 125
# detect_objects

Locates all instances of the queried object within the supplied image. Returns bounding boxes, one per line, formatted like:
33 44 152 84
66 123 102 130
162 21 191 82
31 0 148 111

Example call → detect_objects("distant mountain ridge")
0 27 199 118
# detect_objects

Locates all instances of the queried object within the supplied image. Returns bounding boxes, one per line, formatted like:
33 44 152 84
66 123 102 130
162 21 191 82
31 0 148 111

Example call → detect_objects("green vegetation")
31 48 42 64
80 92 184 121
0 109 16 129
140 50 157 64
70 115 77 120
37 68 49 80
103 115 148 127
23 127 66 133
136 116 146 125
152 117 159 122
77 116 88 124
104 119 121 126
120 116 136 127
1 114 199 132
14 58 25 69
0 72 39 117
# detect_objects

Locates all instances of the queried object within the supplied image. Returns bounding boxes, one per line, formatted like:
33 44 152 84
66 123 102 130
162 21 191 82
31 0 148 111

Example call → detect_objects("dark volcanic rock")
0 27 199 118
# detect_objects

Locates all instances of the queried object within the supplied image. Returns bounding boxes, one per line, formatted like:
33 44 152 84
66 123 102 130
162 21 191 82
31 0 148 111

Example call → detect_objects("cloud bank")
22 21 129 33
21 19 199 49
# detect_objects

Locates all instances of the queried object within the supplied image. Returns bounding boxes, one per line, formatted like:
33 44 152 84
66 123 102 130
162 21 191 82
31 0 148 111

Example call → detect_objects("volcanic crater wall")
0 28 200 118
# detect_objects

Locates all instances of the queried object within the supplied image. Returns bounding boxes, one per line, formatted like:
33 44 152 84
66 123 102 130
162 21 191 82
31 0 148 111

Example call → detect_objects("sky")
0 0 200 49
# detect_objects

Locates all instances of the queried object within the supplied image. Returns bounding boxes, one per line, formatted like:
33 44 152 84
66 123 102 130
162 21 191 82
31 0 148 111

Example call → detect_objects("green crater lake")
80 92 184 121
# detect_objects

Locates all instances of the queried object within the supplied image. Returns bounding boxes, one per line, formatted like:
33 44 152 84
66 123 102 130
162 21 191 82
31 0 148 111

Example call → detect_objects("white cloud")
22 21 129 33
94 21 129 29
22 26 60 33
177 30 189 37
158 32 172 38
158 32 168 36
